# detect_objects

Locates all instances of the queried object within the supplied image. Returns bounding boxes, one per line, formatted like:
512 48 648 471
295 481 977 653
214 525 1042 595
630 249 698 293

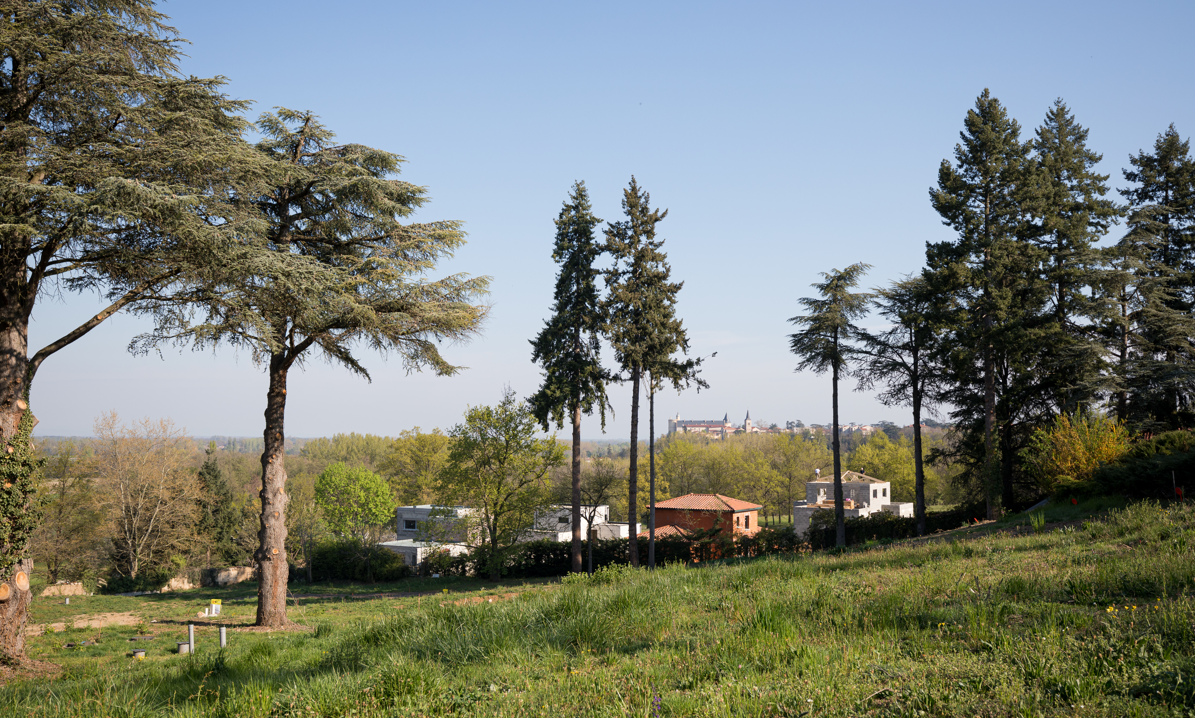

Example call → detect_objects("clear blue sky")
29 0 1195 440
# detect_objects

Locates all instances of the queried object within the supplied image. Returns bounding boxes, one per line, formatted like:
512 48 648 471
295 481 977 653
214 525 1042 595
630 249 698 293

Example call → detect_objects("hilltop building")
667 411 766 438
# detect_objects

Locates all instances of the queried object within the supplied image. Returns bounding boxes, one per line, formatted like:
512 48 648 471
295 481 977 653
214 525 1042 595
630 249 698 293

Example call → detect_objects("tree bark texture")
627 367 640 566
832 359 845 548
0 560 32 660
570 402 582 574
255 353 290 627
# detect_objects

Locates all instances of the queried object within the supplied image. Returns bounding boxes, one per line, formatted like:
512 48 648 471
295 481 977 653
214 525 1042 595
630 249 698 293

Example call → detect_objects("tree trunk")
570 401 582 573
912 377 927 537
1000 420 1015 511
627 367 640 567
0 559 32 661
983 323 997 520
0 303 32 659
832 360 845 548
648 384 656 570
255 353 290 627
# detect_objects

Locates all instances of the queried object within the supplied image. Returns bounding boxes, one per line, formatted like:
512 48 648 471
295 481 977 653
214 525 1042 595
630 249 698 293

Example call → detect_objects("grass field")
4 499 1193 717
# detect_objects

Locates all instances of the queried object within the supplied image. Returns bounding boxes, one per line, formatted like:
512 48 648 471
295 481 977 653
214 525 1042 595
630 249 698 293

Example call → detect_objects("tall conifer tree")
1025 100 1122 413
1115 126 1195 429
927 89 1038 516
529 181 610 574
604 177 680 566
857 276 944 536
788 263 871 548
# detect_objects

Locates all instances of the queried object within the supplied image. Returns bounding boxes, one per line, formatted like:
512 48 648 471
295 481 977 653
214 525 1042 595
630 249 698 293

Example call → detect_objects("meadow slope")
3 500 1193 717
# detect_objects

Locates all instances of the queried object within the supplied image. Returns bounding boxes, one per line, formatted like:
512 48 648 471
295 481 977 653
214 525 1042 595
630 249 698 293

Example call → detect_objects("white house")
791 471 913 536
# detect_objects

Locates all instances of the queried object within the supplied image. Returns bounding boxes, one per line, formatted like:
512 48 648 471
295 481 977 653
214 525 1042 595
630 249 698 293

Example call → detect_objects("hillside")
4 500 1193 717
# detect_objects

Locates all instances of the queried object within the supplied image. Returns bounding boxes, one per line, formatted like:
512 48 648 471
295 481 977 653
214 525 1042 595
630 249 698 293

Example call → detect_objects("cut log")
15 399 27 411
0 583 10 601
14 572 29 592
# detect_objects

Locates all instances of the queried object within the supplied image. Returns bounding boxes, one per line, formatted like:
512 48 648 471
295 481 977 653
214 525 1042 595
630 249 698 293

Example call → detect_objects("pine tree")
857 276 944 536
1116 125 1195 429
1025 99 1122 413
927 89 1041 516
604 177 681 566
134 110 489 627
0 0 260 657
788 263 871 548
529 181 610 574
196 442 243 567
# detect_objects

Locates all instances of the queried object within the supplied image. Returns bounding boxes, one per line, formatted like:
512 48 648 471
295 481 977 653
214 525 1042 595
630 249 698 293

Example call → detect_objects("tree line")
791 90 1195 547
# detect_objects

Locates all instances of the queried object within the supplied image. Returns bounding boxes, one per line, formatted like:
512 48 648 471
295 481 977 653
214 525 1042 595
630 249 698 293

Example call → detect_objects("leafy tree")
857 276 944 535
1115 125 1195 430
315 463 395 581
437 388 564 580
0 0 258 655
578 457 624 573
927 89 1040 516
134 110 489 626
529 181 610 573
788 263 871 547
301 433 393 472
604 177 688 566
285 473 325 584
378 428 451 505
94 413 200 581
196 442 245 567
30 441 105 584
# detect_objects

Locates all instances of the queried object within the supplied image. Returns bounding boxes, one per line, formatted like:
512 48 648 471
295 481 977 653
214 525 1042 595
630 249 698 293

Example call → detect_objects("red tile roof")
636 524 691 539
655 493 762 512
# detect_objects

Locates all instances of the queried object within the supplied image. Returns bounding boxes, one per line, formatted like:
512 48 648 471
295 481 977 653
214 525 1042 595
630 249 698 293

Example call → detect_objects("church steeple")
744 410 752 433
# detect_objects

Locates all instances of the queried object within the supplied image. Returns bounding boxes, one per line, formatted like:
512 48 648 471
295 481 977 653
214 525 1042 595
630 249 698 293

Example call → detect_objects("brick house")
649 493 763 538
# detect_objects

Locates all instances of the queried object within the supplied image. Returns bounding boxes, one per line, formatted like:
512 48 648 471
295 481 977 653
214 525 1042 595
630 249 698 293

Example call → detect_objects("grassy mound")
5 500 1194 717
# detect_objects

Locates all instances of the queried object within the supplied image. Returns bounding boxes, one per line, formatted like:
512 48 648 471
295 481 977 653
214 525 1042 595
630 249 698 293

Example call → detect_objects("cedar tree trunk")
832 358 845 548
255 352 291 627
570 401 582 573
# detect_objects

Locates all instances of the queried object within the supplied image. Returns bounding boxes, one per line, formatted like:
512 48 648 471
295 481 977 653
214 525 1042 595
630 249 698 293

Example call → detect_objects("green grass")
6 500 1195 717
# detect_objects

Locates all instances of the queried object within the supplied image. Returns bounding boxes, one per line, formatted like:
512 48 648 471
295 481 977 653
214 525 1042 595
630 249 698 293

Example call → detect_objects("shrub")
1094 430 1195 500
100 569 172 595
1022 413 1131 495
303 539 412 583
805 501 988 549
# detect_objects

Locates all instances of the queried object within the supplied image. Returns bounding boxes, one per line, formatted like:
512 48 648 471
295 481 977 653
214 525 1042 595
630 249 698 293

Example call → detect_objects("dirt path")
26 611 141 636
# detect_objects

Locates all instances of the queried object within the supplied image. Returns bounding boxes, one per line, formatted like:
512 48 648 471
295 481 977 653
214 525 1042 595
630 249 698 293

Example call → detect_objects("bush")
302 539 412 583
805 502 988 549
1094 430 1195 500
100 569 172 594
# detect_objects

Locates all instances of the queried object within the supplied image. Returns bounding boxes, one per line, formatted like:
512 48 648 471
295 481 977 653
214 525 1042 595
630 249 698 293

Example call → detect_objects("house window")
883 488 888 497
745 515 750 529
403 520 418 531
558 516 569 525
873 489 878 498
735 515 741 527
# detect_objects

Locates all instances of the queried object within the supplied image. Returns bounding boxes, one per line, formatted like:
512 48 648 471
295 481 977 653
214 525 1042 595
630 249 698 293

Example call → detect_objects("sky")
28 0 1195 440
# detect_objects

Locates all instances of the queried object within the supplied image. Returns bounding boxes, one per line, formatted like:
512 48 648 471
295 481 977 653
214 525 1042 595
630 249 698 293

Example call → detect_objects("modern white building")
525 505 611 542
382 505 476 566
791 471 913 537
